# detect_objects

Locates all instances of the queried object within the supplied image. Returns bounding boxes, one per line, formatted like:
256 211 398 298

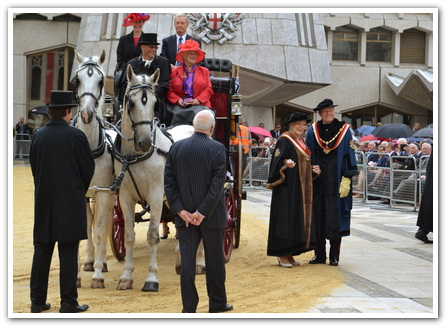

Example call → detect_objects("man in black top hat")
117 33 171 123
305 99 358 266
29 90 95 313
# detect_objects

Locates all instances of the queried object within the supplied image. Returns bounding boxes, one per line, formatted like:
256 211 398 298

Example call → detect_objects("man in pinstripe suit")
164 110 233 313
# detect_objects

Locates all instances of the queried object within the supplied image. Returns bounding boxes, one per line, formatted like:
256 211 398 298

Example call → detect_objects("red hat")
122 13 150 26
176 39 205 64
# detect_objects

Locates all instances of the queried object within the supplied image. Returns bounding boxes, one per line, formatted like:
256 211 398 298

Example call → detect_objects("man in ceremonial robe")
306 99 358 266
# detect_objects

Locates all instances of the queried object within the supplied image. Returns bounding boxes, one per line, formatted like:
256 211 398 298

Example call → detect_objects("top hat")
313 98 338 112
285 112 311 125
176 39 206 64
46 91 77 108
138 33 160 46
122 13 150 26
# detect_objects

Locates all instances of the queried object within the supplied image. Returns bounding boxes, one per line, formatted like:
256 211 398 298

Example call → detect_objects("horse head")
74 49 106 124
123 64 160 153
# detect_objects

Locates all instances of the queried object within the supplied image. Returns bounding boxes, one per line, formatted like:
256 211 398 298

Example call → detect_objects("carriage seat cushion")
210 76 234 92
204 58 233 72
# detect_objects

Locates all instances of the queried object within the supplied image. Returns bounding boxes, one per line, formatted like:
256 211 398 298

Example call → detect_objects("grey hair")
193 110 215 131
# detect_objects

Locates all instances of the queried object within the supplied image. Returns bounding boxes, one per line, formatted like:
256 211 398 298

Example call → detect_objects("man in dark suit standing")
160 13 202 66
164 110 233 313
270 123 282 139
29 91 95 313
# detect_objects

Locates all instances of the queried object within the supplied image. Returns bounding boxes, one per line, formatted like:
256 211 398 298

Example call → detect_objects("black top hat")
46 91 77 108
138 33 160 46
285 112 311 125
313 98 338 112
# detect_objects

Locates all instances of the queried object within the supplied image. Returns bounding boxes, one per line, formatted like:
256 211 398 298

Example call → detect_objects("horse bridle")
124 76 156 130
75 58 104 109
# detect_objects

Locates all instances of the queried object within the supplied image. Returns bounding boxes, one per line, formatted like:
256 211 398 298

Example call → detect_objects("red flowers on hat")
122 13 150 26
176 39 206 64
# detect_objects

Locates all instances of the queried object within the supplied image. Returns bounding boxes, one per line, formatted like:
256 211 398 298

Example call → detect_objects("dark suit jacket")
160 34 202 65
30 118 95 243
166 65 213 108
270 130 282 138
164 132 227 229
118 55 171 109
116 32 145 71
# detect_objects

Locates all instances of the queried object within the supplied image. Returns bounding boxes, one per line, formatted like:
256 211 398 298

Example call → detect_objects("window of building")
400 28 425 64
366 27 392 62
30 55 42 100
332 26 359 61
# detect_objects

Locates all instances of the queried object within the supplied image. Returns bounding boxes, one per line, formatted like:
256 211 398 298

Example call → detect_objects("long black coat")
29 118 95 243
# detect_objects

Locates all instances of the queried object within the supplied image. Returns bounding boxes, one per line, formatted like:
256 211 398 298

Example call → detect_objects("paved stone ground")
244 185 436 317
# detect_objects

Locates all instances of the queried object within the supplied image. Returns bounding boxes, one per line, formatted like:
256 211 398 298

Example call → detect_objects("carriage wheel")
234 142 243 248
110 194 126 261
223 185 237 263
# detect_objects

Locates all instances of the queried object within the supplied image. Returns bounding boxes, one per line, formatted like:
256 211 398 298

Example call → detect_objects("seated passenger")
165 39 213 126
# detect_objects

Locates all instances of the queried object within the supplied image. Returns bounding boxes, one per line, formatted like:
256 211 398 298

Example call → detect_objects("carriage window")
366 27 392 62
332 26 359 61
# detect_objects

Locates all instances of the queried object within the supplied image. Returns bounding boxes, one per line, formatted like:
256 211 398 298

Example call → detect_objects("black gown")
266 133 317 256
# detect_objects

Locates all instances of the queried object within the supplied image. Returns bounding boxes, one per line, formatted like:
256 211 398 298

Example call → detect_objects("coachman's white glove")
339 176 351 198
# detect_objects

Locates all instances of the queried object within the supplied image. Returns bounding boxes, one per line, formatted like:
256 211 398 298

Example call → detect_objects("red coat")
167 65 213 108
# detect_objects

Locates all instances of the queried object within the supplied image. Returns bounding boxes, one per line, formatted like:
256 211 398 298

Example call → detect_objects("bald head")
193 110 215 136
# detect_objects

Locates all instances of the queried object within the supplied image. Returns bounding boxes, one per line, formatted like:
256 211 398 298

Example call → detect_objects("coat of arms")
186 13 245 44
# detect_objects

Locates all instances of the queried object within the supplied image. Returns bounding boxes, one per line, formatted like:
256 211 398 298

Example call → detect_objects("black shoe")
182 308 196 313
329 257 339 266
59 303 89 313
209 304 234 313
309 255 326 264
31 302 51 313
415 230 433 243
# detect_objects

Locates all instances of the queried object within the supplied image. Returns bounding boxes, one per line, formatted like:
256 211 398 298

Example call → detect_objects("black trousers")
314 199 342 261
30 240 79 306
178 225 227 313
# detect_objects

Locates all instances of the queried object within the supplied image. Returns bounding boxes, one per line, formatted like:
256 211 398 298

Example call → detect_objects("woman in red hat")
165 39 214 126
114 13 150 104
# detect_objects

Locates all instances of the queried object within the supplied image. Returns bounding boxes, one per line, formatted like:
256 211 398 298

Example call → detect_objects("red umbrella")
358 134 391 142
248 126 271 137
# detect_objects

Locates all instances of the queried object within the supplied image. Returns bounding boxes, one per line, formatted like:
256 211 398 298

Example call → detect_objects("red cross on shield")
207 13 222 30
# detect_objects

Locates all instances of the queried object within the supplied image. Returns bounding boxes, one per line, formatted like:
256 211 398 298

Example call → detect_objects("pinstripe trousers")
178 224 227 313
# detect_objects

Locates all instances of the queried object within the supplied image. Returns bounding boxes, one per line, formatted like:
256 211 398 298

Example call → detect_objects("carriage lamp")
231 93 242 116
103 95 114 118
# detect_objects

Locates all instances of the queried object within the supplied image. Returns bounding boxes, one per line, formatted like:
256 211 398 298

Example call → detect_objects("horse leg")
83 199 95 271
91 193 115 288
195 240 206 275
116 196 136 290
142 200 162 292
175 239 206 275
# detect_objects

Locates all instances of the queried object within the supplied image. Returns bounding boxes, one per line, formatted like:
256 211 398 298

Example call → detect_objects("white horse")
73 49 116 288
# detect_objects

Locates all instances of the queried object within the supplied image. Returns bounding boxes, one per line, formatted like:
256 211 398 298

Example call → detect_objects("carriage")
108 58 246 264
74 50 246 291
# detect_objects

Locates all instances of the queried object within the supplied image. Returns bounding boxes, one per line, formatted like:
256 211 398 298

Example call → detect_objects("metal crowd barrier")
243 146 273 187
14 133 31 159
353 151 430 210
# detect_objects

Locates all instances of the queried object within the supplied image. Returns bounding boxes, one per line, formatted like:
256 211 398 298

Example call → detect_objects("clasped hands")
178 210 204 227
177 98 200 107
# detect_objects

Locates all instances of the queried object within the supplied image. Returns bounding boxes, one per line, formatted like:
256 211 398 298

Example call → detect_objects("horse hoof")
195 265 206 275
76 278 81 288
175 265 181 275
116 279 133 290
102 263 108 272
83 262 94 271
142 282 159 292
91 279 105 289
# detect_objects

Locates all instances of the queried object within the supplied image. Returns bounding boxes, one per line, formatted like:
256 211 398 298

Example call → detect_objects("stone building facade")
11 11 434 133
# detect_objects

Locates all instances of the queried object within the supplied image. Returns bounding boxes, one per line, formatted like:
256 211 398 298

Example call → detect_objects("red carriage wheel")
223 185 237 263
110 193 126 261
